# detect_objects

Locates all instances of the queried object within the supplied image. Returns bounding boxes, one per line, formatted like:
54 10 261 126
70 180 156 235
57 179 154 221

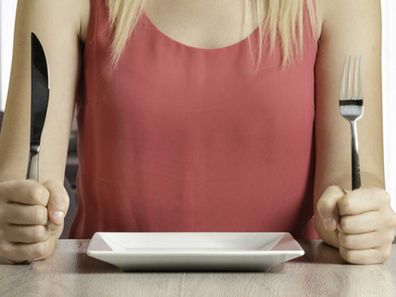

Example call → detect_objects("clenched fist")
0 179 69 264
317 185 396 264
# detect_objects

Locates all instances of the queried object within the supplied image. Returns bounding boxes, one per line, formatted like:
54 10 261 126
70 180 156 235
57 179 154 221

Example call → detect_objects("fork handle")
351 121 361 190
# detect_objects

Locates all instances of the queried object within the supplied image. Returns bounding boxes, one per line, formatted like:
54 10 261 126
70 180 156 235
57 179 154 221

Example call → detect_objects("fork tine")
346 56 353 99
355 56 359 98
357 56 363 99
353 56 359 99
340 56 349 99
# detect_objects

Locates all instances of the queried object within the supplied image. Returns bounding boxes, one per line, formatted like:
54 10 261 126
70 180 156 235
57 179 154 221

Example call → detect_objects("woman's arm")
313 0 383 246
0 0 90 263
0 0 88 184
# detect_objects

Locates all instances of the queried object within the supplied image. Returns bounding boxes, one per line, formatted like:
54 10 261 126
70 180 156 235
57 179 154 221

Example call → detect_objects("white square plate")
87 232 305 271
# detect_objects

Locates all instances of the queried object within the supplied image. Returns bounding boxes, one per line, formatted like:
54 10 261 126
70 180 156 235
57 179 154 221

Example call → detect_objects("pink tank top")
69 0 320 240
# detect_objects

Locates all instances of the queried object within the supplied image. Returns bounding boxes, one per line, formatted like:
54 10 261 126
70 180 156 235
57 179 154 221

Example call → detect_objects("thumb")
317 185 345 231
42 179 70 226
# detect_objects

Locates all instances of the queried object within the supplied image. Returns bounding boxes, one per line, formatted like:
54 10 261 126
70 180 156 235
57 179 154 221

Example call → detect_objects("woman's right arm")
0 0 88 263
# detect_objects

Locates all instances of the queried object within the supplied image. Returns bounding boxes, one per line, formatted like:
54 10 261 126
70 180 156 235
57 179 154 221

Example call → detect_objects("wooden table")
0 240 395 297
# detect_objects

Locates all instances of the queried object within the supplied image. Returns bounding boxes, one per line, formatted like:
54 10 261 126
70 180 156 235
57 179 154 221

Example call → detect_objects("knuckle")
33 206 47 224
317 199 332 216
32 226 47 242
319 199 332 211
327 185 339 191
341 249 355 263
327 185 344 195
344 252 354 263
31 186 43 204
339 198 353 214
340 217 351 232
32 242 47 258
321 199 333 210
44 179 58 189
0 241 11 256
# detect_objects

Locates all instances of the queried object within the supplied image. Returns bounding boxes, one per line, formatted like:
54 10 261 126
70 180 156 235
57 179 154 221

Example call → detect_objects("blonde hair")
106 0 318 70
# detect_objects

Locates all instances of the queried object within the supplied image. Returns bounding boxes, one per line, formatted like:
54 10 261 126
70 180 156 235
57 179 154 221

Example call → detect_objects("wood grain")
0 240 395 297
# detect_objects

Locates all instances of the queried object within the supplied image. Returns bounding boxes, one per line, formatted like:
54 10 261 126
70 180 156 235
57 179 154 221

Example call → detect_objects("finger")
2 224 50 243
337 211 380 234
0 180 49 206
337 230 385 250
0 240 53 263
339 245 391 264
0 203 48 225
43 180 69 226
337 187 389 216
316 185 344 223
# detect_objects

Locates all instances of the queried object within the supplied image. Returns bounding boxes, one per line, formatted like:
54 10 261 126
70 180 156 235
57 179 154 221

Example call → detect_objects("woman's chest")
130 0 263 49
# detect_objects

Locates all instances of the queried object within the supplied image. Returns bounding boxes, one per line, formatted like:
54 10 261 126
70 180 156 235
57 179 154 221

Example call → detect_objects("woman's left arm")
313 0 396 264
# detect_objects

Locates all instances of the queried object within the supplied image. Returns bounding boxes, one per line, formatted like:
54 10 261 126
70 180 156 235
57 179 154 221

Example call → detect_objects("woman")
0 0 395 265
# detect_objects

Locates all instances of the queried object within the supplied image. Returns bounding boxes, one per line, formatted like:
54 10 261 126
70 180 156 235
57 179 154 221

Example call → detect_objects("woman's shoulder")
316 0 381 38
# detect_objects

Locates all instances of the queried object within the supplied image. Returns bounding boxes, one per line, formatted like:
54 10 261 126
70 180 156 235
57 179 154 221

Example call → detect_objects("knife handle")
27 147 39 181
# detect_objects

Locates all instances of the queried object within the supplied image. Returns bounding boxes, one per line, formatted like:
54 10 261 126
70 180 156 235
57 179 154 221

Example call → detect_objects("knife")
26 33 50 181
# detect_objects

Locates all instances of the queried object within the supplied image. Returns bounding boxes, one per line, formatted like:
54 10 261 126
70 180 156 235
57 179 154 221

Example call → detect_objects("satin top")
69 0 320 240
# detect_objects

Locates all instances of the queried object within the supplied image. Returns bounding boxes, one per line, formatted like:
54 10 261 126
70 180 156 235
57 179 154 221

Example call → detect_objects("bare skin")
0 0 394 264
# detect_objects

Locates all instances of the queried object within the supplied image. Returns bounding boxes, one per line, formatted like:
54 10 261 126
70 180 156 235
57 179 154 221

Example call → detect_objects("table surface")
1 239 395 297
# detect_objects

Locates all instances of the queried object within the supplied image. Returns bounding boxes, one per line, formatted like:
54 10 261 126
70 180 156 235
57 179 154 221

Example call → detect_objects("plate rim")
86 231 305 256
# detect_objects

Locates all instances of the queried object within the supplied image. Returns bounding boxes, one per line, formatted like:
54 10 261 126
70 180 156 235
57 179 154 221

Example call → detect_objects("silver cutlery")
339 56 364 190
27 32 50 181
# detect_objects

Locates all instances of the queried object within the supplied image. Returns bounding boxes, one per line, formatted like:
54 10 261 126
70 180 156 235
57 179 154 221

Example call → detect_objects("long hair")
106 0 318 70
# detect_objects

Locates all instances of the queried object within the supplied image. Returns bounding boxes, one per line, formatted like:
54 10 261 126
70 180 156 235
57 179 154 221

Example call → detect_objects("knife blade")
27 32 50 181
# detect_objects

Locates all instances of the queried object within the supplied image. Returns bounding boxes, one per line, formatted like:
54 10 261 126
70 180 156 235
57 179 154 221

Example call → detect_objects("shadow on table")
71 252 122 273
293 240 346 264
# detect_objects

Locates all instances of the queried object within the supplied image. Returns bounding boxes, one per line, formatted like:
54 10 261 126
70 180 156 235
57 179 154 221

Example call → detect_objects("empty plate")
87 232 305 271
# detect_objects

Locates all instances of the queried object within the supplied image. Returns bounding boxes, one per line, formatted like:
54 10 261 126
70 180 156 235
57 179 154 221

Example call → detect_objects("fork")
339 56 364 190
